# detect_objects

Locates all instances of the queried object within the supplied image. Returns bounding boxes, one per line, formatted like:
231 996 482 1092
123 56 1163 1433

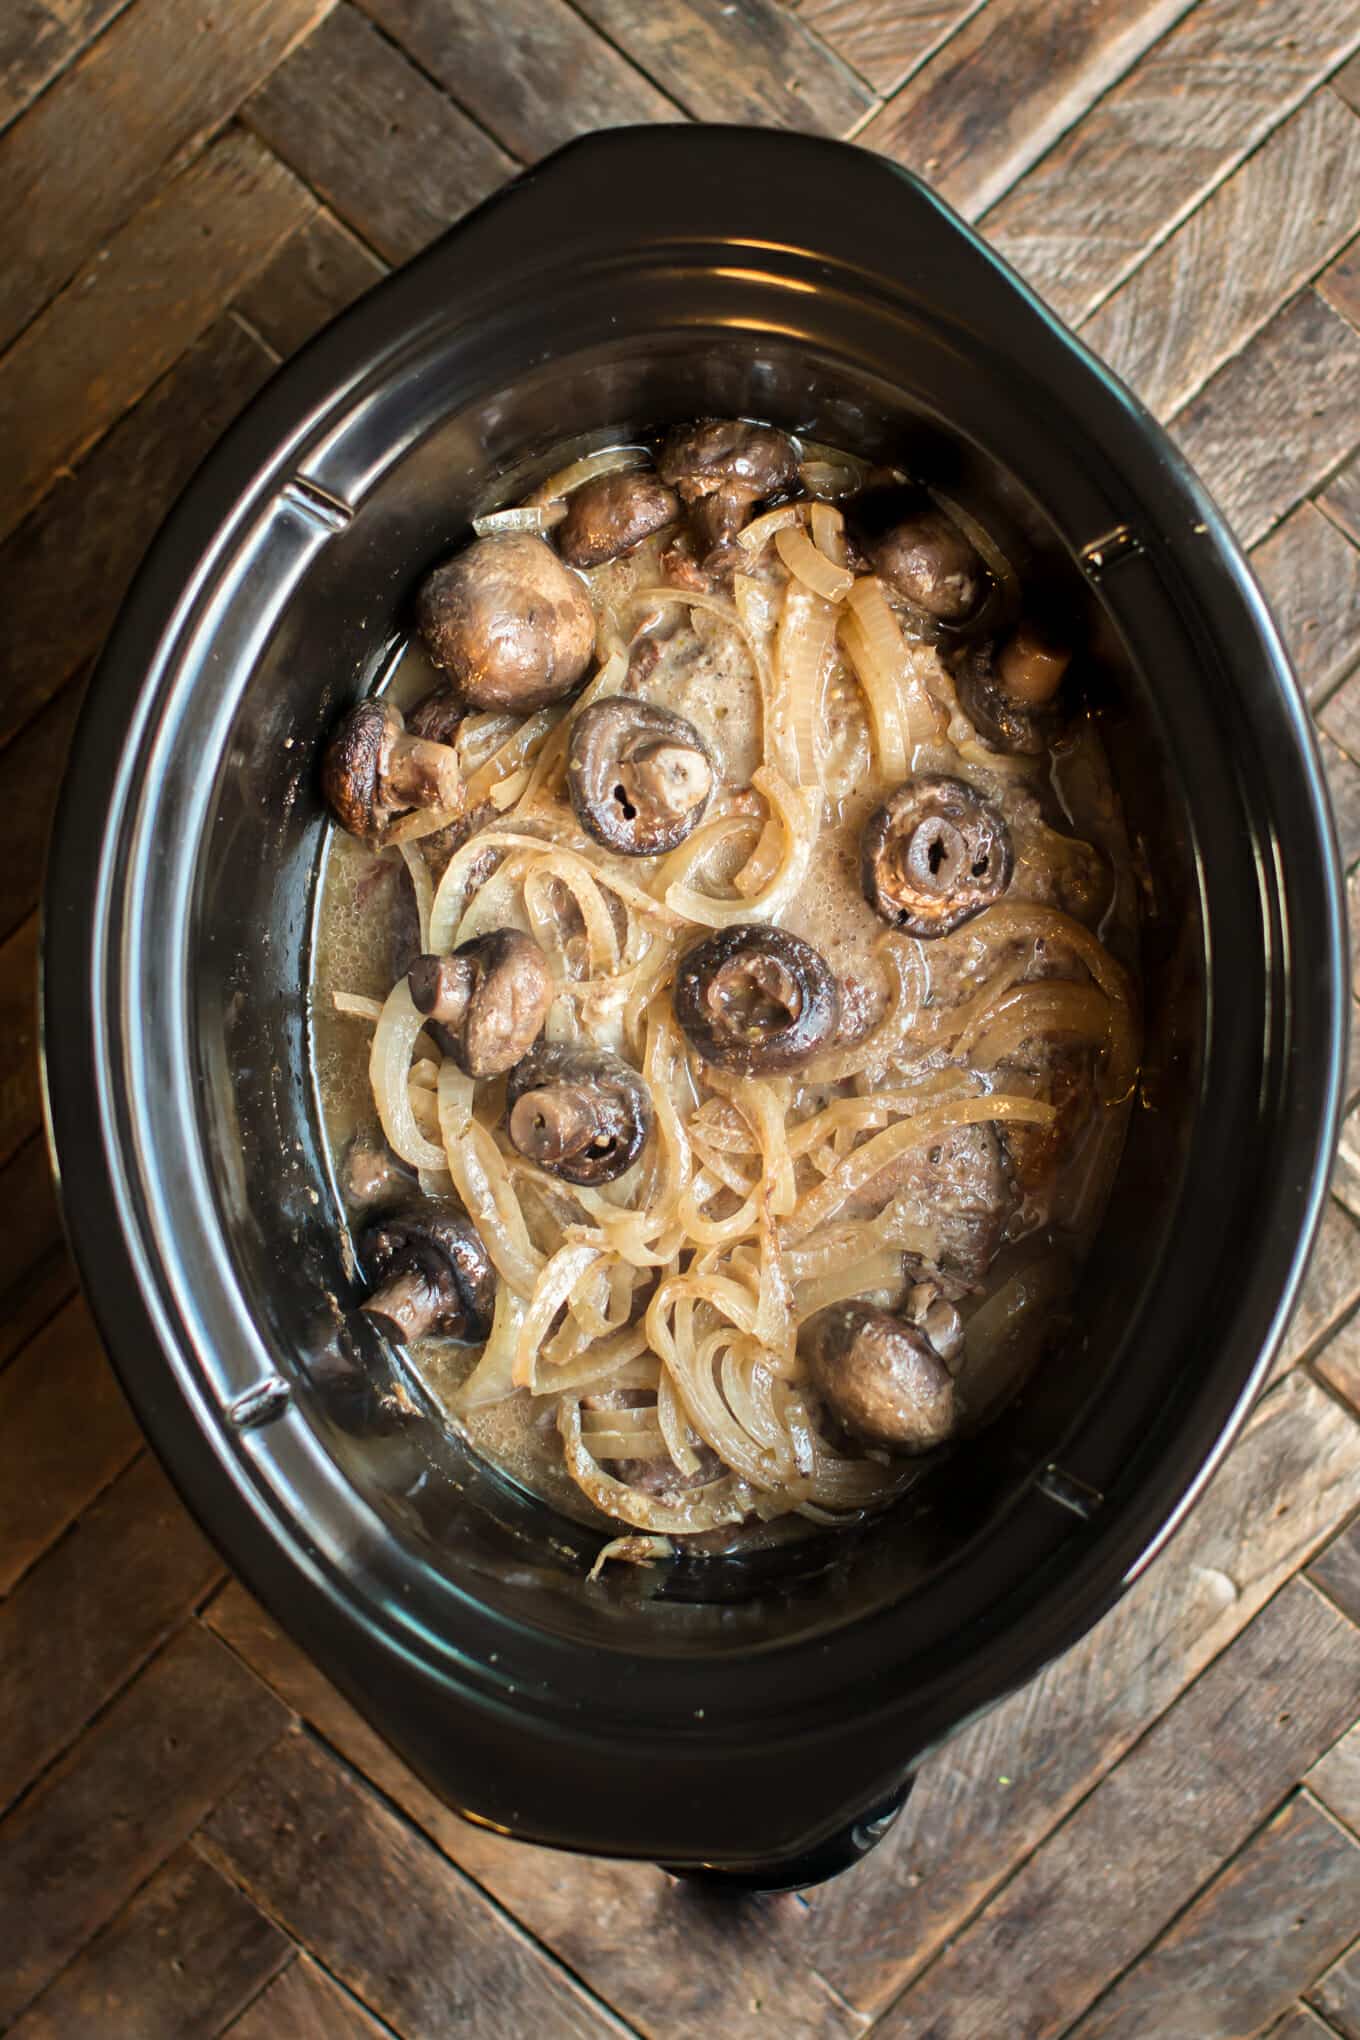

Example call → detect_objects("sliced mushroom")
801 1300 959 1452
861 775 1012 937
408 929 553 1078
359 1205 495 1346
673 925 839 1074
505 1044 652 1185
956 622 1070 755
556 470 680 569
321 698 463 846
849 486 984 623
417 532 596 712
658 420 798 507
567 698 714 856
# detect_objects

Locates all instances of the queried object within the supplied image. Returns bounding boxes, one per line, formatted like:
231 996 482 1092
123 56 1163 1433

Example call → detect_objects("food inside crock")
313 422 1140 1562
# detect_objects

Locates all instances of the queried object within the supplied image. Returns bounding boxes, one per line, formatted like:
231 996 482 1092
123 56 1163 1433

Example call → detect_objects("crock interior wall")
193 332 1202 1644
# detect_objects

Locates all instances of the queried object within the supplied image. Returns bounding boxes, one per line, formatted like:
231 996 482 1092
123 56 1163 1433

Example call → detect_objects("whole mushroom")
567 697 714 856
848 485 985 623
556 470 680 569
861 775 1012 937
658 420 799 505
408 929 553 1078
673 925 839 1075
404 686 465 747
359 1204 495 1346
321 697 463 847
956 621 1071 756
801 1300 959 1452
417 532 596 712
505 1043 652 1185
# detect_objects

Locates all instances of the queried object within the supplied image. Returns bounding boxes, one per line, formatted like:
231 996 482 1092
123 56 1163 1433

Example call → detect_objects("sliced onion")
514 1240 606 1387
736 503 804 553
332 991 384 1022
559 1399 752 1534
464 707 558 806
843 576 945 769
794 1250 904 1323
774 580 838 794
588 1534 674 1581
665 766 816 928
471 503 567 537
370 978 449 1172
810 500 848 567
775 523 854 603
528 446 646 507
397 841 433 952
456 1284 526 1409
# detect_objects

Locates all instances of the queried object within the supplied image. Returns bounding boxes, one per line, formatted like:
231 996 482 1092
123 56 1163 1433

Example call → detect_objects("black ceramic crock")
42 128 1345 1887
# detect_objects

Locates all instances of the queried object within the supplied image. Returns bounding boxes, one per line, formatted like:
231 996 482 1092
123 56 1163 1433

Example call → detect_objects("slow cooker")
41 127 1345 1888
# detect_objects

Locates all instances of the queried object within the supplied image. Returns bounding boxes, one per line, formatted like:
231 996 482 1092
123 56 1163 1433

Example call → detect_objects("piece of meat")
846 1122 1017 1296
581 1388 721 1495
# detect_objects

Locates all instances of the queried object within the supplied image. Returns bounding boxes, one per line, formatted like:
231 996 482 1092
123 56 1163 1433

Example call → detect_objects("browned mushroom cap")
801 1301 959 1453
417 532 596 712
321 698 463 846
673 925 839 1074
556 470 680 569
567 698 714 856
861 775 1012 937
405 686 464 747
408 929 553 1078
657 420 798 506
956 622 1070 756
359 1205 495 1346
505 1043 652 1185
848 485 984 623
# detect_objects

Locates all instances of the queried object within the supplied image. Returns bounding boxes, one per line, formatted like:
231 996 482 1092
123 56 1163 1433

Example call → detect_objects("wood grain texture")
1336 51 1360 119
860 0 1194 220
1082 91 1360 421
198 1730 634 2040
0 1136 72 1370
225 1956 390 2039
1311 1944 1360 2040
1269 2009 1351 2040
1252 503 1360 707
1276 1198 1360 1371
204 1582 863 2040
793 0 982 97
0 677 83 947
1067 1793 1360 2038
984 0 1360 323
9 1848 290 2040
802 1369 1360 2013
0 0 332 357
0 915 40 1169
234 207 385 357
1322 670 1360 765
244 4 514 264
1314 1308 1360 1414
0 0 130 136
0 1296 139 1596
875 1580 1360 2038
0 128 311 545
0 1625 288 2027
1335 1103 1360 1226
0 1453 223 1813
1310 1725 1360 1840
570 0 872 134
1320 453 1360 550
1320 237 1360 335
356 0 679 161
1309 1515 1360 1628
1171 289 1360 549
1320 732 1360 872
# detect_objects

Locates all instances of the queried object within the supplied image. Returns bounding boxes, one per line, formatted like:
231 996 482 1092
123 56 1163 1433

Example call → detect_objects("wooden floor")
3 1 1360 2033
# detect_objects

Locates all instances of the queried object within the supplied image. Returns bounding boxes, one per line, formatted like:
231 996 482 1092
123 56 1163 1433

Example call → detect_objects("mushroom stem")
408 951 476 1030
362 1265 442 1342
997 622 1069 706
384 731 463 811
509 1086 602 1168
617 741 712 820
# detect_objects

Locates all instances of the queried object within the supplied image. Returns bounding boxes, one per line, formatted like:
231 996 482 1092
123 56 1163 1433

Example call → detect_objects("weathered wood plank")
1275 1199 1360 1373
1322 670 1360 767
1314 1309 1360 1414
983 0 1360 324
205 1583 862 2040
569 0 873 134
0 914 40 1170
793 0 980 98
233 208 386 359
859 0 1195 221
1067 1793 1360 2038
875 1580 1360 2038
198 1731 634 2040
9 1847 290 2040
0 0 332 359
0 1296 140 1595
1319 731 1360 872
1251 503 1360 707
1310 1725 1360 1841
0 1625 288 2027
1268 2009 1350 2040
1311 1944 1360 2040
801 1369 1360 2014
1082 92 1360 421
356 0 679 162
1319 236 1360 335
0 0 129 137
0 1137 73 1370
1170 289 1360 550
0 1453 223 1812
1320 453 1360 551
225 1957 388 2040
0 127 312 544
0 314 274 753
1331 1103 1360 1225
0 676 83 948
1336 51 1360 119
244 4 514 265
1309 1514 1360 1629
